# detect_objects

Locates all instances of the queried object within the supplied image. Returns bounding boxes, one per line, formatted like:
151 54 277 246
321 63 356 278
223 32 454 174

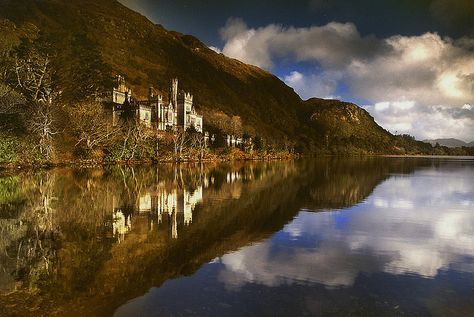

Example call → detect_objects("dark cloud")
429 0 474 35
120 0 473 45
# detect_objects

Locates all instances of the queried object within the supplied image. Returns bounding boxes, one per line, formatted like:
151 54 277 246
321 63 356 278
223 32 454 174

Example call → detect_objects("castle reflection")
111 185 203 241
1 158 449 317
109 167 250 241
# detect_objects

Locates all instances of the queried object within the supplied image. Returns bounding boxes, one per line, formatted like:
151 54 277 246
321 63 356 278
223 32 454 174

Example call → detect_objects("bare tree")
13 40 54 104
69 101 119 153
117 120 154 161
27 105 57 159
11 37 58 160
170 127 188 161
129 122 153 160
189 131 207 161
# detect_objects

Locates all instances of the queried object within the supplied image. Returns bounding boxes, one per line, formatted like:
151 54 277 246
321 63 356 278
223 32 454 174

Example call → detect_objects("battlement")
183 92 193 102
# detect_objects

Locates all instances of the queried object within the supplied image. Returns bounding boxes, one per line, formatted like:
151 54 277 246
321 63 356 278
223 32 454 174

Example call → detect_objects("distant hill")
423 138 474 148
0 0 453 155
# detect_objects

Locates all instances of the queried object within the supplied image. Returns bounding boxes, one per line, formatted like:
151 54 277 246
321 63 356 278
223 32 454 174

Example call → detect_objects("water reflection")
0 158 473 316
112 181 203 241
115 158 474 317
216 162 474 287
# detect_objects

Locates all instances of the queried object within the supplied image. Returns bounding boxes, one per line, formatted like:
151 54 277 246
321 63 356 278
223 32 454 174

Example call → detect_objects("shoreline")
2 153 474 171
0 153 299 171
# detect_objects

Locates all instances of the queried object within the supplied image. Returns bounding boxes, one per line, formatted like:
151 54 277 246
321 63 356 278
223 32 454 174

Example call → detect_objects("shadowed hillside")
0 0 462 157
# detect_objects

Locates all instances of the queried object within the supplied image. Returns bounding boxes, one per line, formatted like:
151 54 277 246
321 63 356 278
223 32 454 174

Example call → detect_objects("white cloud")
346 33 474 106
215 18 474 140
364 102 474 139
208 46 222 53
283 70 341 99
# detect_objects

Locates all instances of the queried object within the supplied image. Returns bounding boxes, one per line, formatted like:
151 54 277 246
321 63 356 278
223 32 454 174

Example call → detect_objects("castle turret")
170 78 178 107
112 75 132 104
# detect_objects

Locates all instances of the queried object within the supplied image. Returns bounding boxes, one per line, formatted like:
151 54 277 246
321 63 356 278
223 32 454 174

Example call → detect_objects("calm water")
0 158 473 316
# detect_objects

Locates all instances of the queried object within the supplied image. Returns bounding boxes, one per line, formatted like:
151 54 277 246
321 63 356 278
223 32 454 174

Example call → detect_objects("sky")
119 0 474 141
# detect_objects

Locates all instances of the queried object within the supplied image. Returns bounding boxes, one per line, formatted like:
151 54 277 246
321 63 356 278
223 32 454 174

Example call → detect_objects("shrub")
0 133 19 163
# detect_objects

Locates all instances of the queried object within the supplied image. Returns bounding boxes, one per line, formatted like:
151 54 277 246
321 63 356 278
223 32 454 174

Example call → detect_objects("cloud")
364 102 474 140
220 18 383 70
346 33 474 106
118 0 149 16
283 71 341 99
208 46 222 53
216 18 474 140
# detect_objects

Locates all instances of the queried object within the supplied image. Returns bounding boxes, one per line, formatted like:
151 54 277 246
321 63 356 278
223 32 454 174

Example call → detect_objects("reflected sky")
115 160 474 317
1 158 473 316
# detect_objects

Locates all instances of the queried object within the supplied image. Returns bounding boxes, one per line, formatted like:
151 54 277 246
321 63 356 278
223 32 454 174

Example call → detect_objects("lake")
0 157 473 316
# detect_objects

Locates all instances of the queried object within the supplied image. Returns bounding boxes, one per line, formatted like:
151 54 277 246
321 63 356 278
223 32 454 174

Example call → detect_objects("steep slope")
302 98 395 153
0 0 303 140
0 0 433 154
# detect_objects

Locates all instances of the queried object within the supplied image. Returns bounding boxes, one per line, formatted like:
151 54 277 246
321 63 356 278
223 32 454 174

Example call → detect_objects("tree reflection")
0 158 427 316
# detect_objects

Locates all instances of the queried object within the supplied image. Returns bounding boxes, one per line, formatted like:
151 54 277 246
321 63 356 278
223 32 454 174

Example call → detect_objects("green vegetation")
0 133 19 163
0 0 472 167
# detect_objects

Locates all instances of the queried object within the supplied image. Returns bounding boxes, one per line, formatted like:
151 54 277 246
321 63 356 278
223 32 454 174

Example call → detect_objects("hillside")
0 0 304 141
303 98 394 152
0 0 452 157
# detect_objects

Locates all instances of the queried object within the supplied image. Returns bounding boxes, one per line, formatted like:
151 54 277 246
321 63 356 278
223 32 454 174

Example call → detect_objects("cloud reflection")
217 165 474 289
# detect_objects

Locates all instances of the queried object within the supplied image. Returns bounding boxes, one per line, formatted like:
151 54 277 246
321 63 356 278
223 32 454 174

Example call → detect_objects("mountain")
0 0 436 154
303 98 394 151
423 138 474 148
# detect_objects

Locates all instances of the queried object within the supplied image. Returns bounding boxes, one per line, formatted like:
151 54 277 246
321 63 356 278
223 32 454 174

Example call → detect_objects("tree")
170 127 188 161
188 128 207 161
69 101 119 155
0 83 24 115
10 35 58 160
115 119 154 161
27 106 57 160
13 36 55 104
253 136 264 152
0 20 23 83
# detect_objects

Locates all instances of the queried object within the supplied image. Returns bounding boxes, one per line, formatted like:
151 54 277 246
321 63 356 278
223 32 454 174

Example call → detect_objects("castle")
107 75 203 133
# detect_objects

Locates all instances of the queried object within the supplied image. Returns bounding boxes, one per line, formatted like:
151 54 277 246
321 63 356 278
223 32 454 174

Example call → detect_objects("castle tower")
170 78 178 107
148 87 155 100
177 91 194 128
112 75 132 104
117 75 126 92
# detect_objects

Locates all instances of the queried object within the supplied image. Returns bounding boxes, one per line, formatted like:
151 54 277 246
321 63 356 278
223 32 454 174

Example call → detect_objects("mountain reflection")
0 158 470 316
116 158 474 317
